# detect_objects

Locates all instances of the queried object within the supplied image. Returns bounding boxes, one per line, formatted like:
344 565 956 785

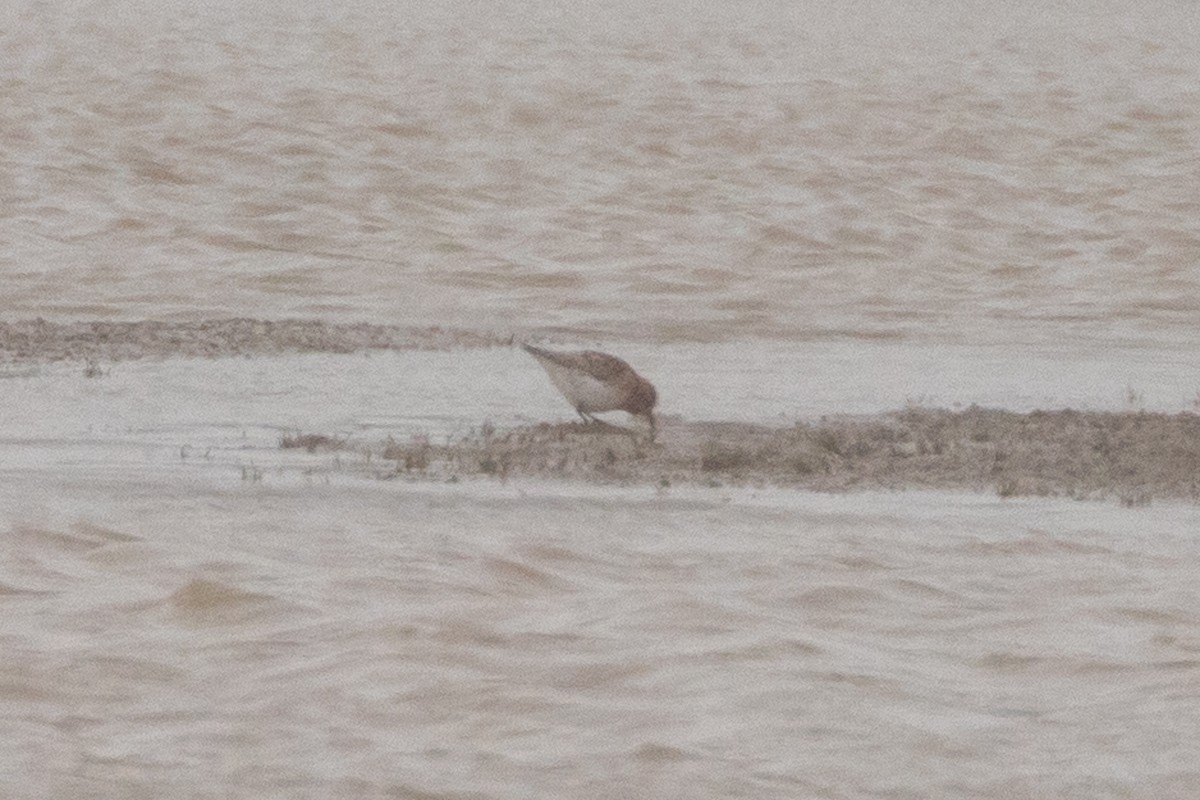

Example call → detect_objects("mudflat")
287 407 1200 505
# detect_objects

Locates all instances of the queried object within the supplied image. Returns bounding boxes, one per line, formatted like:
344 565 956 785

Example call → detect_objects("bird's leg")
575 408 592 424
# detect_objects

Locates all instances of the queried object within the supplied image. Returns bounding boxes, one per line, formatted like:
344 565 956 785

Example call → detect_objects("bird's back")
522 344 635 383
522 343 652 415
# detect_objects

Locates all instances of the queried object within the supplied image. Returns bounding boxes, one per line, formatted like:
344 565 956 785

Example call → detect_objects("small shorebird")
522 343 657 438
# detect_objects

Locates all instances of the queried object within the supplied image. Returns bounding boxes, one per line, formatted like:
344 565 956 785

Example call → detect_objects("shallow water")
4 0 1200 796
0 343 1196 484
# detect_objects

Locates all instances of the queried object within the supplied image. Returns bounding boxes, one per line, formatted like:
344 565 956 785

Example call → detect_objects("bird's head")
622 376 658 439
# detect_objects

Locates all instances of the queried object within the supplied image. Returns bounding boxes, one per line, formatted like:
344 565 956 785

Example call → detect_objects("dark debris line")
0 318 509 363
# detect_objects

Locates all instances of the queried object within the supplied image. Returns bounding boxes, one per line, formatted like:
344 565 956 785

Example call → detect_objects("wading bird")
522 343 657 438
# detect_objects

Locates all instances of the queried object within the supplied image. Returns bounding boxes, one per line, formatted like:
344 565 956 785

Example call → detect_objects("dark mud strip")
288 408 1200 504
0 319 509 363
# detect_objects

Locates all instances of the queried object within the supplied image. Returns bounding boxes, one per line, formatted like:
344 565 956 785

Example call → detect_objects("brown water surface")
3 474 1199 798
2 0 1199 348
3 0 1200 795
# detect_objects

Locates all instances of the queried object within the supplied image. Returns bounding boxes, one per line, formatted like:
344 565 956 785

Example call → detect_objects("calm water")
3 0 1200 797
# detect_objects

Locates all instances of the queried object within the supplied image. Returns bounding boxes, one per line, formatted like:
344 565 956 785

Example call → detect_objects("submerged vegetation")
279 406 1200 505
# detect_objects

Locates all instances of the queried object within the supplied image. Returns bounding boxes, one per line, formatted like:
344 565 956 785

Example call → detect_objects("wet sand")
286 407 1200 505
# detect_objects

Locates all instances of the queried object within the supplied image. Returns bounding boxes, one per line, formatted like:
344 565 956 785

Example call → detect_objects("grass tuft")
700 443 755 472
383 435 431 472
280 433 344 453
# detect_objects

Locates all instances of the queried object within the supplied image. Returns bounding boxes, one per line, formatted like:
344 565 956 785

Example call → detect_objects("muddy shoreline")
286 407 1200 504
0 318 508 363
5 318 1197 503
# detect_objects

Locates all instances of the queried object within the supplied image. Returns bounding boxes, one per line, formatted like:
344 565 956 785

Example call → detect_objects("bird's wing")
523 344 633 382
575 351 635 382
